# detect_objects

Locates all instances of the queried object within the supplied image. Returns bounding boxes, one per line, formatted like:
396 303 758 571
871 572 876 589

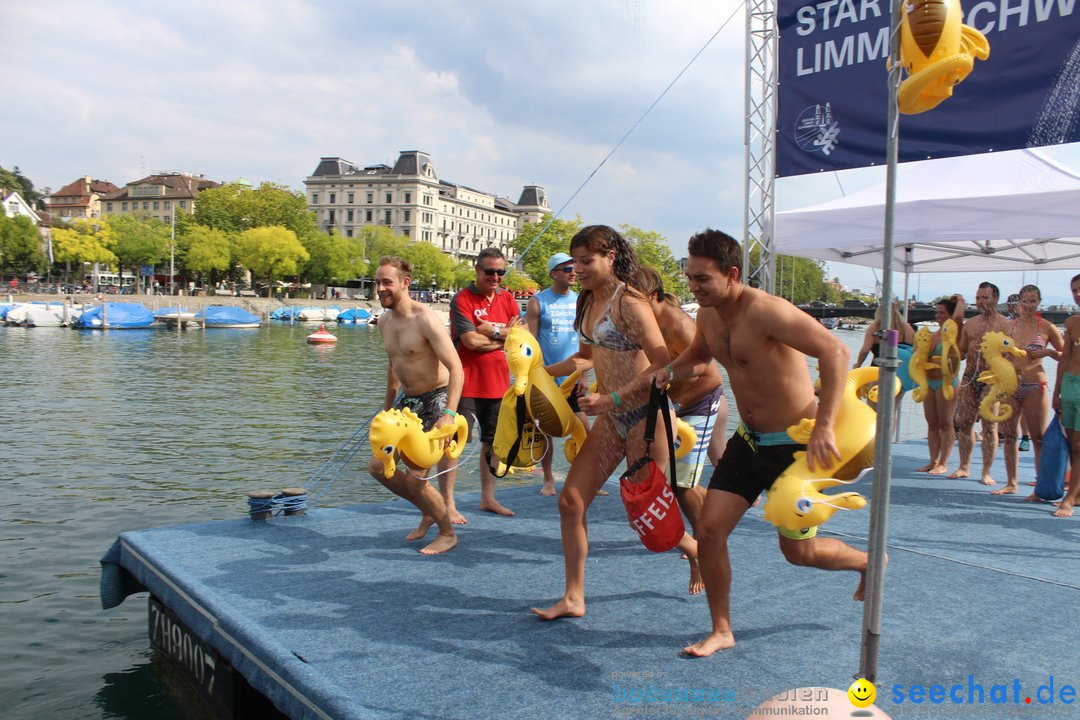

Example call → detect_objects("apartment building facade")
305 151 550 261
45 176 120 221
100 172 220 224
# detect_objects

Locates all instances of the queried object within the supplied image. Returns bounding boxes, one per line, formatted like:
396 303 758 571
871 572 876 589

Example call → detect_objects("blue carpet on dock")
101 441 1080 720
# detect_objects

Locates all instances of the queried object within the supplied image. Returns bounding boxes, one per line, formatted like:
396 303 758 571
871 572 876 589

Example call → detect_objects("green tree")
302 230 366 287
50 219 118 279
620 225 690 300
109 214 171 293
180 225 232 281
452 259 476 289
511 216 583 288
0 214 47 272
772 253 830 305
401 241 457 290
502 268 538 294
0 166 42 208
234 226 309 297
361 226 409 269
194 182 319 240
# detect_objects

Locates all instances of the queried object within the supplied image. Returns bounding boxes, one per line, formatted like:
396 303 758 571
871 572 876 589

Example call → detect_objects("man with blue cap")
526 252 587 495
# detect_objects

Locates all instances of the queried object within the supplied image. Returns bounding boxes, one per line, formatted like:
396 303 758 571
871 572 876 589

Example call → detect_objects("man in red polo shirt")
448 247 520 518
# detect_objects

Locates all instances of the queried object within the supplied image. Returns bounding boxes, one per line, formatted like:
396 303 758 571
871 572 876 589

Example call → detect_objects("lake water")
0 321 952 718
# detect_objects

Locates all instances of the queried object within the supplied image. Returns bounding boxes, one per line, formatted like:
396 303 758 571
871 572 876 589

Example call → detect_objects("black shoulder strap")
641 383 678 490
489 394 529 479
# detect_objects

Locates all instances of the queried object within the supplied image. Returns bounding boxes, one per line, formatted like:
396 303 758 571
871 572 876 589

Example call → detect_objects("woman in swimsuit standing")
915 295 966 474
1005 284 1063 496
532 225 700 620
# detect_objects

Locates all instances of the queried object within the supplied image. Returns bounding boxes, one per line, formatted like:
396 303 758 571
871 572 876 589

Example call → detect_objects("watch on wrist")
492 327 500 339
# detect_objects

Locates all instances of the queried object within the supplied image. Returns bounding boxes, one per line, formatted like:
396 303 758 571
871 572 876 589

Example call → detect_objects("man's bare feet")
947 468 970 479
688 557 704 595
479 500 515 516
854 553 889 601
980 475 997 486
596 488 610 496
928 463 948 475
448 508 468 525
406 515 434 541
914 463 934 473
682 631 736 657
531 597 585 620
990 484 1018 495
1023 492 1050 502
1053 501 1075 518
419 533 457 555
540 480 557 496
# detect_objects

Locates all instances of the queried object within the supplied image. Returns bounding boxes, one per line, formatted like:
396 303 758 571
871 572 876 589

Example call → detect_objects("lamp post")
169 211 176 296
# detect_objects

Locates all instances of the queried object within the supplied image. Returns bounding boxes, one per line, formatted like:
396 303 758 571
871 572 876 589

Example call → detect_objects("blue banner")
777 0 1080 176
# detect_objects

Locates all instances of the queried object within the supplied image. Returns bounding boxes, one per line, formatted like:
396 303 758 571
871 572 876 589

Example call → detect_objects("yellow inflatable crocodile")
370 407 469 479
762 366 892 533
897 0 989 114
909 326 940 403
977 330 1026 422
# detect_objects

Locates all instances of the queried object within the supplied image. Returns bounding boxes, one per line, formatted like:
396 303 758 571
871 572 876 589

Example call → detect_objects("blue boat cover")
337 308 372 322
195 306 261 325
74 302 154 328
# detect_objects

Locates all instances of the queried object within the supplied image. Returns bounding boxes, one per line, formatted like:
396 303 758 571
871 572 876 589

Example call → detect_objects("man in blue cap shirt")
526 252 588 495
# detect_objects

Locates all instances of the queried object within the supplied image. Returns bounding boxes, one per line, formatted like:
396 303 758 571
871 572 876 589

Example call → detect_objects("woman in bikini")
854 300 916 429
532 225 700 620
1005 284 1064 497
916 295 965 474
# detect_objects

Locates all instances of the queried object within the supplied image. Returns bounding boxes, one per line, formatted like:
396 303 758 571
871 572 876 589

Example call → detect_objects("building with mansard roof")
45 176 120 221
305 151 550 261
101 172 220 225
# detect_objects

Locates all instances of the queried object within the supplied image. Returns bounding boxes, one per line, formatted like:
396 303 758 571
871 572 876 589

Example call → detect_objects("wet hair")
687 228 742 275
639 266 680 307
475 247 504 267
569 225 646 333
378 256 412 278
1072 273 1080 287
935 296 957 314
978 281 1000 300
1018 284 1041 301
874 299 905 332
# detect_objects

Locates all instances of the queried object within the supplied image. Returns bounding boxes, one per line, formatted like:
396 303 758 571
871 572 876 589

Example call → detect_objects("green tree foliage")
452 260 475 289
0 213 46 272
501 268 538 293
511 216 583 288
303 230 366 285
0 166 42 208
361 226 409 270
772 253 831 306
620 225 690 300
401 241 457 290
234 226 309 296
50 219 118 275
109 214 171 291
194 182 319 240
181 225 231 276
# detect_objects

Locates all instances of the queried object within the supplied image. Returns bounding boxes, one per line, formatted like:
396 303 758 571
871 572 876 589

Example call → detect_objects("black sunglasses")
555 265 575 273
482 268 507 277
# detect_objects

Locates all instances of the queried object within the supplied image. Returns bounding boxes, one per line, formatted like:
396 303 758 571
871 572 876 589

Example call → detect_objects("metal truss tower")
742 0 779 293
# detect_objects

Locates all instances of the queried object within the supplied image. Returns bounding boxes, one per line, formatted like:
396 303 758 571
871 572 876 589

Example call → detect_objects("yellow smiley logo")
848 678 876 708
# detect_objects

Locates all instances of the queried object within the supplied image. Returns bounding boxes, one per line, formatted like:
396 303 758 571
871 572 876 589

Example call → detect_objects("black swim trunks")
394 386 449 431
708 424 804 506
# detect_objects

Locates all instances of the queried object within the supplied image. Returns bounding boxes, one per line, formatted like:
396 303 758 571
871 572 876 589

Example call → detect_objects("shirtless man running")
1052 274 1080 518
948 282 1018 488
367 256 464 555
650 229 869 657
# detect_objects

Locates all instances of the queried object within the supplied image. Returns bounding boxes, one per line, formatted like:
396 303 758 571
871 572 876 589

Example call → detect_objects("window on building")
142 201 149 210
403 210 411 222
404 192 411 204
179 200 187 209
108 202 114 211
385 192 393 204
347 210 354 222
311 193 319 204
346 228 353 237
366 192 373 203
424 195 433 206
164 215 170 224
384 210 392 224
329 210 336 224
365 209 373 222
329 193 336 204
347 192 354 203
164 200 171 209
153 201 159 210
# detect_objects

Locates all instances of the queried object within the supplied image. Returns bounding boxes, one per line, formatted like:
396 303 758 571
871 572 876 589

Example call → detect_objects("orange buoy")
306 324 338 344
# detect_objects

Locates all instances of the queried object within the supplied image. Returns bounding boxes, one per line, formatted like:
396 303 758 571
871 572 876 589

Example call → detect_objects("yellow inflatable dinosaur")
909 326 940 403
503 325 588 462
897 0 989 114
977 331 1026 422
938 319 961 400
370 408 469 479
762 367 892 533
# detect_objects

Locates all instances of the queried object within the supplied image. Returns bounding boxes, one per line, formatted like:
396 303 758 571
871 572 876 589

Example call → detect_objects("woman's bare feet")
990 484 1018 495
419 533 457 555
479 500 515 516
1053 501 1075 517
688 557 704 595
947 467 970 479
683 631 736 657
927 463 948 475
406 515 434 541
980 475 997 486
540 480 557 496
447 507 468 524
1024 492 1050 502
531 596 585 620
914 463 934 473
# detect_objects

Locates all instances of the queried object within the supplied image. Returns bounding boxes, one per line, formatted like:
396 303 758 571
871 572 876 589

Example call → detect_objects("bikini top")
1025 333 1047 352
580 283 641 352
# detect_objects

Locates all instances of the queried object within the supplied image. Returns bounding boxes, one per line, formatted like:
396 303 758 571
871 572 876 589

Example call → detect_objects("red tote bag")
619 385 685 553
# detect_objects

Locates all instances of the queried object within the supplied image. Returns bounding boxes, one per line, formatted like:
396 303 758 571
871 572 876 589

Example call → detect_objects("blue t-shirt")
534 287 579 382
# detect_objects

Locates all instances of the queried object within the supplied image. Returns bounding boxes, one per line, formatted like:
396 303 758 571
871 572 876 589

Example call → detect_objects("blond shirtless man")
367 256 464 555
948 282 1019 489
650 229 868 657
1051 274 1080 517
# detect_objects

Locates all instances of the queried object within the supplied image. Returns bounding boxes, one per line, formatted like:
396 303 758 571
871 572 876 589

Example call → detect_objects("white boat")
154 308 201 328
297 307 326 322
6 303 70 327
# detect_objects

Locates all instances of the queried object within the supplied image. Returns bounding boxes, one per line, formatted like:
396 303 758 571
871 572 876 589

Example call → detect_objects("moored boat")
195 305 261 329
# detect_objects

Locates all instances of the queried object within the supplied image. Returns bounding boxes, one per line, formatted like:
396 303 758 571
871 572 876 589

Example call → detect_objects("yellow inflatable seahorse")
909 326 940 403
977 331 1026 422
503 325 588 462
937 319 961 400
370 408 468 479
587 378 697 459
762 367 892 533
896 0 989 114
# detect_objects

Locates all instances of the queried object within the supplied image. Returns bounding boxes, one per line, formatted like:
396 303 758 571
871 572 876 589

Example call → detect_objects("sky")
3 2 1079 304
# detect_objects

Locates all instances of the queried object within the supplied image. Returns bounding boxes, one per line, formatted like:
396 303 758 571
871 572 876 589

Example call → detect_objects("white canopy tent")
773 148 1080 274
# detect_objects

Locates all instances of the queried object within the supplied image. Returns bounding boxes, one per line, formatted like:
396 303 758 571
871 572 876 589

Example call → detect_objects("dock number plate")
149 596 233 710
